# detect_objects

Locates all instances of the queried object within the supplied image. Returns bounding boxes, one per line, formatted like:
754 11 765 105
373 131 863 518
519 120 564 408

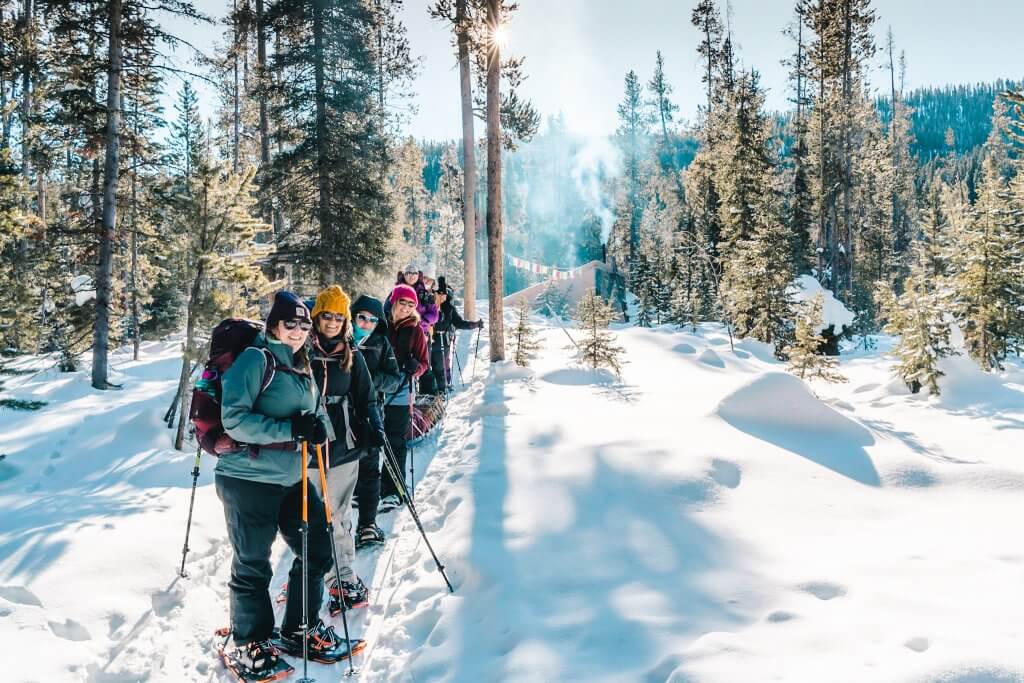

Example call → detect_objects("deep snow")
1 315 1023 683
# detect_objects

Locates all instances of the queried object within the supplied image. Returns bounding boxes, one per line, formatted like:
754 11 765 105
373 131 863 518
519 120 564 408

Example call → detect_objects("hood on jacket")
351 294 388 335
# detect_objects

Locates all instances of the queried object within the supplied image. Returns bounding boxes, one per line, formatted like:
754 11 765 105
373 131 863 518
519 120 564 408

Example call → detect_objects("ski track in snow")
2 324 1024 682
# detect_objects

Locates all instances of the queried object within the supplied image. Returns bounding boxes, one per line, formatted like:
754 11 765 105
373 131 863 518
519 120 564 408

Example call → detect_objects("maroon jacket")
389 313 429 380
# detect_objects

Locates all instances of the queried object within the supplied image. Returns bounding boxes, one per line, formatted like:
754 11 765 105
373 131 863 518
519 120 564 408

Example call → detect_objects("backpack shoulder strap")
257 347 277 397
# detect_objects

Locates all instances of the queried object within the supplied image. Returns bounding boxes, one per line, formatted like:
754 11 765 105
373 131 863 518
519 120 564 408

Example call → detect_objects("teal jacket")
215 333 333 486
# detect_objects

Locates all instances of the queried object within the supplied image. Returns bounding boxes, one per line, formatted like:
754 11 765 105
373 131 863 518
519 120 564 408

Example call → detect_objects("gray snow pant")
310 459 359 584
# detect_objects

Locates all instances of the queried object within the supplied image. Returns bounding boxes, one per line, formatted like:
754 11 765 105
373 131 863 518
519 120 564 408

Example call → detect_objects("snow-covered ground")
1 316 1023 683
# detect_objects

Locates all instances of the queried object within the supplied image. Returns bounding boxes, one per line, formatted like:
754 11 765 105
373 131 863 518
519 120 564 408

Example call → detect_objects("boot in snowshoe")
273 619 365 664
328 576 369 614
355 523 386 550
215 630 293 683
378 494 401 513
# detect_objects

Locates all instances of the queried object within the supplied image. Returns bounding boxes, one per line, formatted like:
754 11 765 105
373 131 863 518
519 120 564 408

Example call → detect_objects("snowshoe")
214 629 293 683
378 494 402 513
273 620 366 664
328 577 370 613
355 523 386 550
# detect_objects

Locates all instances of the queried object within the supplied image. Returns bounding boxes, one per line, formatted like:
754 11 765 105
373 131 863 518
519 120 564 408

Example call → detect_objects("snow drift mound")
713 372 861 435
713 372 879 486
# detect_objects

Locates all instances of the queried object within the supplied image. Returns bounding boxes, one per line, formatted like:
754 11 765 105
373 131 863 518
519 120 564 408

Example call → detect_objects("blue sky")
173 0 1024 141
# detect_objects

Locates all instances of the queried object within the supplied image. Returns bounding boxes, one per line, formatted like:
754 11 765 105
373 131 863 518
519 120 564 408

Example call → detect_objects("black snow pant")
355 447 381 529
424 338 448 395
215 473 333 646
379 403 411 501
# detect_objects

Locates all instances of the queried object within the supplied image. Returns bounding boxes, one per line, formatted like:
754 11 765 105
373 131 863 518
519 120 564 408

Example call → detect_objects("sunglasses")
318 312 346 322
355 313 380 324
282 319 312 331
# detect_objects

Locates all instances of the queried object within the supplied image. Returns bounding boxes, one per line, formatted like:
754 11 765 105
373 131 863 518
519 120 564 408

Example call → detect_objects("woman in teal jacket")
215 291 348 673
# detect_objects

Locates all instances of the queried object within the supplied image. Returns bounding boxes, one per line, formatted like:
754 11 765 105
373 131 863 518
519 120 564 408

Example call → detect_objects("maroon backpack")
189 319 280 456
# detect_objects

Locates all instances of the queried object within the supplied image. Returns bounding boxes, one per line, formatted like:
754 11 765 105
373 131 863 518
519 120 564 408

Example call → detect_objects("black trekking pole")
407 384 415 503
314 443 358 676
178 444 202 578
298 441 314 683
379 433 454 593
451 332 465 388
471 326 482 380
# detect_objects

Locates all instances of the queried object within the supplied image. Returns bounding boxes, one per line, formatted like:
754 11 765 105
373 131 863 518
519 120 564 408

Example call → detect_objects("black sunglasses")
355 313 379 324
282 319 312 331
318 312 346 322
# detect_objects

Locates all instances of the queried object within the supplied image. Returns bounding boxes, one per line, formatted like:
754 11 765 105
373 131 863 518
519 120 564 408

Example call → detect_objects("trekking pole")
178 444 202 578
451 333 465 388
471 326 481 380
299 441 314 683
314 443 357 677
379 432 454 593
408 383 415 503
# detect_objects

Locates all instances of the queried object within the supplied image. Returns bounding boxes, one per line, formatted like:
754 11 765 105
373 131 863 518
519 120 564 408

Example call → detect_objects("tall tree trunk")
312 0 331 285
456 0 477 320
92 0 122 390
130 101 140 361
255 0 274 234
20 0 30 212
232 0 240 173
840 0 853 299
485 0 503 361
174 181 209 450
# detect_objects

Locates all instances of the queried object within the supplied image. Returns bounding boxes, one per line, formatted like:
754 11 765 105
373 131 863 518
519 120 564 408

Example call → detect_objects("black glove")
403 357 420 375
291 413 328 445
369 428 387 448
475 320 485 329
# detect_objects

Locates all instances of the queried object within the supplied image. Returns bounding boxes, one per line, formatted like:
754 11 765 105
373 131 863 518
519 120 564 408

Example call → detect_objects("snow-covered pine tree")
786 294 846 383
712 68 795 352
614 70 649 268
948 153 1020 370
876 276 953 395
535 279 568 318
575 291 625 376
510 298 541 367
631 251 656 327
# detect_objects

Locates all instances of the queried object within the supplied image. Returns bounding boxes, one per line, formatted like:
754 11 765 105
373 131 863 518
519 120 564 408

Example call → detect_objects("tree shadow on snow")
445 422 759 683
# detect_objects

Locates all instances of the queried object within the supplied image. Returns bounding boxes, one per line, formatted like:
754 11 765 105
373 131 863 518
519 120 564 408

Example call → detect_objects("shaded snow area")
2 319 1024 683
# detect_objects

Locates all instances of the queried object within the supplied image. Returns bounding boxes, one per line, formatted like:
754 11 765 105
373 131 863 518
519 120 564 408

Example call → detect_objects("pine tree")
786 294 846 382
575 291 625 376
535 279 568 318
876 277 953 395
615 69 649 267
510 297 541 366
266 0 399 286
169 156 272 449
948 153 1021 370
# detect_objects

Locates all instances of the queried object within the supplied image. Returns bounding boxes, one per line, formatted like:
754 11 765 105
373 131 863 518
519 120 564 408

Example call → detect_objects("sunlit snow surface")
1 315 1022 682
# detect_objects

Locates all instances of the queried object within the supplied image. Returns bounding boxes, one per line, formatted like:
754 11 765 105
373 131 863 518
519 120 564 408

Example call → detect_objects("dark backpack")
189 318 279 456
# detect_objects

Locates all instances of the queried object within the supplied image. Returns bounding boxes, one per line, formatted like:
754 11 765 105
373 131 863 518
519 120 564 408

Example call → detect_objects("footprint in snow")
698 349 725 368
48 618 91 641
765 610 796 623
709 459 742 489
904 636 930 653
799 581 846 600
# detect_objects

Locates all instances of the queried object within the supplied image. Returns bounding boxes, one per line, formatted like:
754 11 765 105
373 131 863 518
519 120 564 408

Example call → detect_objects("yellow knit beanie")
311 285 351 320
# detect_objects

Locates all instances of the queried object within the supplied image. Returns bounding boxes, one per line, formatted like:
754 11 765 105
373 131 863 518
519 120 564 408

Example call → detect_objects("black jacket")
351 295 403 398
309 333 384 467
434 287 477 334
